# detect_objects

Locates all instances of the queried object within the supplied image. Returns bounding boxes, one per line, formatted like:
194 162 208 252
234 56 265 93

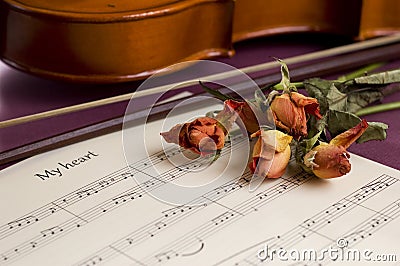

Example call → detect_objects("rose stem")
336 62 385 81
356 101 400 116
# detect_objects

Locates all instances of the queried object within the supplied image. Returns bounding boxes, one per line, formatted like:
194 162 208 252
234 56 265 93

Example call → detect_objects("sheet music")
0 103 399 266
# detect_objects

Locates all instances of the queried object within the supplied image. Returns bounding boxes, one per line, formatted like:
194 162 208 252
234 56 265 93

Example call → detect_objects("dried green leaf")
357 122 388 143
294 127 324 175
327 110 388 143
303 78 333 114
307 115 328 141
326 84 347 111
336 62 384 82
353 69 400 85
304 78 384 114
327 110 363 137
344 89 383 113
277 59 291 90
199 81 233 101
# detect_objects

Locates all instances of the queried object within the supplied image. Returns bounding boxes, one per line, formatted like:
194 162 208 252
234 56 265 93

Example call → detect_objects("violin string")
1 33 400 130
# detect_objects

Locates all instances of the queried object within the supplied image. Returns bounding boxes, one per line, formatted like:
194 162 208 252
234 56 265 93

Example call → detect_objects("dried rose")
160 117 225 155
270 92 322 140
225 99 259 134
160 101 239 155
303 119 368 179
248 130 293 179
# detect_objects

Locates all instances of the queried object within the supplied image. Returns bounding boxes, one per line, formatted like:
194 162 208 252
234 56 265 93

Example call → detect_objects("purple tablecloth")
0 34 399 170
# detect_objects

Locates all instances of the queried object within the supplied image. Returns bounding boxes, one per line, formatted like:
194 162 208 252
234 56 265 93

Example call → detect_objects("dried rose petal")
303 119 369 179
304 143 351 179
330 119 369 149
270 92 322 140
161 117 225 156
249 130 293 179
225 99 259 134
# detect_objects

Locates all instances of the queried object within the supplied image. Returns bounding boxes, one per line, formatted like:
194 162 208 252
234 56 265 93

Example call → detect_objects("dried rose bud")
160 101 240 156
160 117 225 156
224 99 260 134
270 92 322 140
304 119 368 179
248 130 293 179
304 143 351 179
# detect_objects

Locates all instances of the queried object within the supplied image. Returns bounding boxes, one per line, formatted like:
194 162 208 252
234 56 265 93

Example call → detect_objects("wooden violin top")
0 0 399 84
0 0 235 83
4 0 213 20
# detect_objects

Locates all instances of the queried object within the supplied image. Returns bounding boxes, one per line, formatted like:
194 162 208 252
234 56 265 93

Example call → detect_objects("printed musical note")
218 182 244 195
30 241 37 248
369 217 389 228
342 230 371 244
7 216 39 229
298 231 308 239
211 211 235 226
121 172 134 179
331 202 347 211
156 154 165 161
76 222 85 228
277 184 288 193
155 221 167 229
49 207 57 214
302 219 316 227
79 255 103 266
360 181 389 193
353 192 366 201
256 192 268 200
76 188 98 198
142 180 156 188
98 180 110 187
147 218 174 238
323 211 333 224
112 191 142 204
126 238 134 245
164 150 178 158
154 250 178 262
161 205 190 217
40 226 63 237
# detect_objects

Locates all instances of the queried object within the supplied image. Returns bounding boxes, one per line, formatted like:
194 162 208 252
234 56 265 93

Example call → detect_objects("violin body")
233 0 362 42
0 0 234 83
359 0 400 40
0 0 399 83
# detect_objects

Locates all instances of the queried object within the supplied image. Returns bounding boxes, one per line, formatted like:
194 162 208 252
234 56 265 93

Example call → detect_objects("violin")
359 0 400 40
0 0 399 84
233 0 362 42
0 0 235 83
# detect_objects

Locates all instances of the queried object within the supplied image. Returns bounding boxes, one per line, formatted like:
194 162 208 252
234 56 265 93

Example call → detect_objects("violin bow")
1 34 400 166
1 33 400 130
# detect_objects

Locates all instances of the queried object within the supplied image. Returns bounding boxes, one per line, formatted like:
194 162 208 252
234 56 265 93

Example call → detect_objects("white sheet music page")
0 103 399 266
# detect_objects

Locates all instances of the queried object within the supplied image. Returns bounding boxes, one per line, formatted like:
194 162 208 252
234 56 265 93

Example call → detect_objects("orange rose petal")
161 117 226 156
330 119 369 149
249 130 292 179
271 93 309 139
225 99 259 134
160 124 183 145
290 92 323 119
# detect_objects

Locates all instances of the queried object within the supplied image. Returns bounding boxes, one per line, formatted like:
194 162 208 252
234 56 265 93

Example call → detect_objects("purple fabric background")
0 34 399 170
